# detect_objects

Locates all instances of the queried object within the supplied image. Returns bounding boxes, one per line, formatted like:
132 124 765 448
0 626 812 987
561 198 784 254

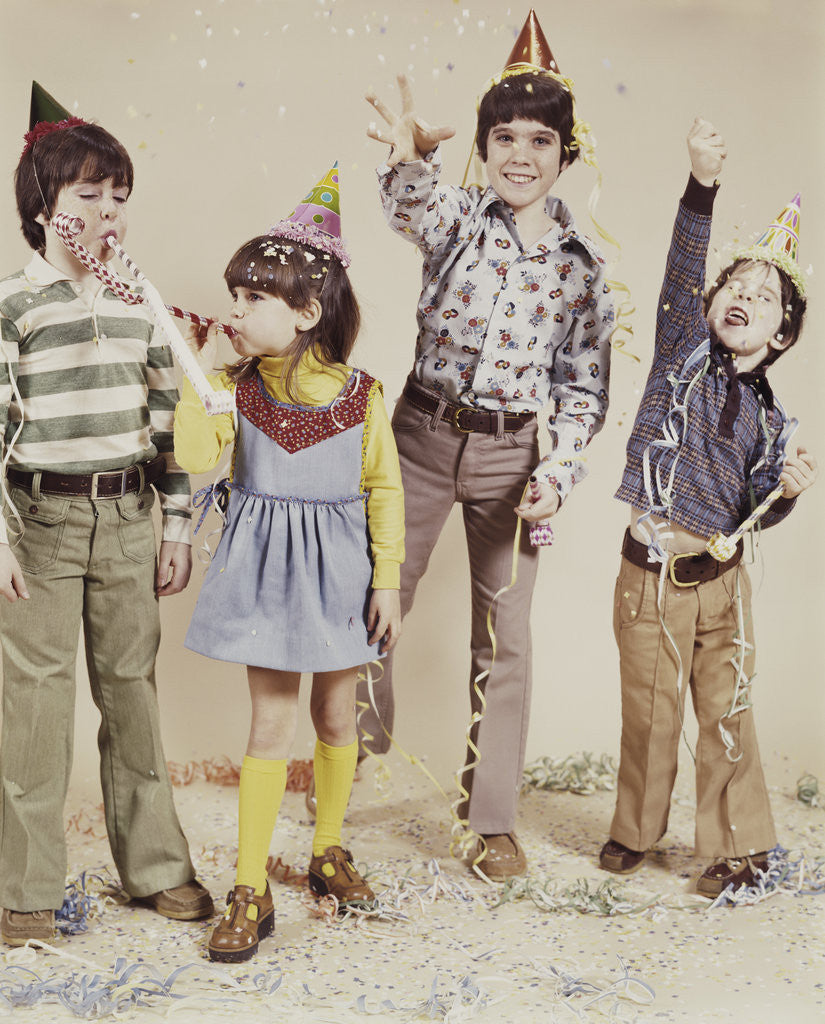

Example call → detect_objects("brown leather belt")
402 377 535 434
8 455 166 499
621 528 742 588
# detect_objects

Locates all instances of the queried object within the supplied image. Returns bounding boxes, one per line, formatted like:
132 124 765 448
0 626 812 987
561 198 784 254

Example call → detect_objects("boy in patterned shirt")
601 118 816 896
0 87 212 945
359 16 613 880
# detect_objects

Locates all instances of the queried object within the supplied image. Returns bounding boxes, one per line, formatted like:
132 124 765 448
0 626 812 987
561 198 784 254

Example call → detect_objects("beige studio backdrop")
0 0 823 807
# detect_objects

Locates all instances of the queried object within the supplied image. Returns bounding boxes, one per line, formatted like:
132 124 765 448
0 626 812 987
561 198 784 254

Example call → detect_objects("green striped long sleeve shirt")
0 253 192 545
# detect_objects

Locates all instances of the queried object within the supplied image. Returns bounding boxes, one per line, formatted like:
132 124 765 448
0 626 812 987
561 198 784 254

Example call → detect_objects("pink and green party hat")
267 161 350 266
734 193 804 296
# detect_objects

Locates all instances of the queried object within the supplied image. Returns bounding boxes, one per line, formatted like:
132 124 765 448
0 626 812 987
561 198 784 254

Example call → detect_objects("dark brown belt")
402 378 535 434
8 455 166 499
621 528 742 588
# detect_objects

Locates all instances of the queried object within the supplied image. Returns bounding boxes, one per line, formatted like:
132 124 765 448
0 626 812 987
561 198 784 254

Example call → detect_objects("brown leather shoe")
208 884 274 963
475 832 527 881
134 879 214 920
1 908 55 947
696 853 769 898
599 838 646 875
308 846 375 905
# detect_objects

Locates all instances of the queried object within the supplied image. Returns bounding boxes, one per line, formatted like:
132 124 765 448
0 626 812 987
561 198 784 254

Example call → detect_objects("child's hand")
0 544 29 602
156 540 193 597
181 320 215 352
367 589 401 653
687 117 727 187
780 445 817 499
366 74 455 167
514 479 560 522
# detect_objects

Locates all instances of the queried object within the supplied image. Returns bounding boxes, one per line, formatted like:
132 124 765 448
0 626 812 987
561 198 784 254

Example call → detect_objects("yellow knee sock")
312 738 358 857
236 755 287 896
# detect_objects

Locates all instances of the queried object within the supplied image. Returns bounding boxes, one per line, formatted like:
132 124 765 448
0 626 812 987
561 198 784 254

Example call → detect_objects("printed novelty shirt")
378 151 613 502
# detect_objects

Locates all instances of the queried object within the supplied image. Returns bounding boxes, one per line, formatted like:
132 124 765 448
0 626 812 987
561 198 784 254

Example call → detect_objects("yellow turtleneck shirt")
174 352 404 589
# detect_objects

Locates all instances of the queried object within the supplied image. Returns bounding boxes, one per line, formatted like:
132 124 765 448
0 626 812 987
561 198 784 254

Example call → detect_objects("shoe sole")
132 897 214 921
599 854 646 875
2 932 54 947
207 909 274 963
308 874 375 907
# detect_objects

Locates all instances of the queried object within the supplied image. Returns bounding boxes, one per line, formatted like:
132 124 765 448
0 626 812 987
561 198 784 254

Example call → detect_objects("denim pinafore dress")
185 369 379 672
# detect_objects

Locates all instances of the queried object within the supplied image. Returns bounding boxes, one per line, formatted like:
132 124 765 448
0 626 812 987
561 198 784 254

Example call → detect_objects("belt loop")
495 410 505 441
31 471 42 502
137 463 146 494
430 398 448 431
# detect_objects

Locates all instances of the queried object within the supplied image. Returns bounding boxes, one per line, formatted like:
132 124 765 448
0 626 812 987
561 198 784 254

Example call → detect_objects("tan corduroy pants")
609 551 776 859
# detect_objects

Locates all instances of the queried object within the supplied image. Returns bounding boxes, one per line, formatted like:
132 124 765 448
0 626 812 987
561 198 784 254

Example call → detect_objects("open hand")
366 74 455 167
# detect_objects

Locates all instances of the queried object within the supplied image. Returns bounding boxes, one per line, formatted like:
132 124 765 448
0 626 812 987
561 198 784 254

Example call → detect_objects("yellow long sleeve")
363 390 404 589
173 373 236 474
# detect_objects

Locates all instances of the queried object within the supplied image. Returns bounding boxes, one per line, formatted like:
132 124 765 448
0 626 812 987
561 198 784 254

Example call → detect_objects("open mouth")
504 174 536 185
724 305 749 327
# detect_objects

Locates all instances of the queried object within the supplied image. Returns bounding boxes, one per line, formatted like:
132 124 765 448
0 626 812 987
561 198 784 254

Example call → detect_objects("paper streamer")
706 482 786 561
522 752 617 795
51 214 235 416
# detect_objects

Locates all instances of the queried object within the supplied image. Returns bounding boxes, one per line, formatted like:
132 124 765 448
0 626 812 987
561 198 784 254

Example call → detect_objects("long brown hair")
223 235 361 401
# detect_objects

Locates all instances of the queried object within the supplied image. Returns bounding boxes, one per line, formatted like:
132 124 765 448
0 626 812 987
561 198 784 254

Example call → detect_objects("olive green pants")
0 482 194 911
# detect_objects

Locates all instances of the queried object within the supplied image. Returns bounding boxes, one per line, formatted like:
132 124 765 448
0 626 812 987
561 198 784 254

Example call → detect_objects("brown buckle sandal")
207 883 274 962
308 846 375 906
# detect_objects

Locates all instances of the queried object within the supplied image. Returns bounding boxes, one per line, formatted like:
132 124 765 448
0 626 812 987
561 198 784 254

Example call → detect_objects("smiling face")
40 176 129 269
227 285 320 360
705 261 788 370
484 118 569 217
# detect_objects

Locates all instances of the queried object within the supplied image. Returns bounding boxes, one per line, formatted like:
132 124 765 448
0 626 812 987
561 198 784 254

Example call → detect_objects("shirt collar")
23 251 74 287
482 188 605 264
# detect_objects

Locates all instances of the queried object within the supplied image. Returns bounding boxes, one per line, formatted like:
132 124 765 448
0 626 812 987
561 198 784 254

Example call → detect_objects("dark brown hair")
15 122 134 250
476 72 578 164
223 235 361 400
704 258 806 367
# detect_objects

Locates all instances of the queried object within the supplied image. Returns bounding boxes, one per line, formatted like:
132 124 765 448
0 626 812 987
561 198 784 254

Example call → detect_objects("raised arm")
656 119 727 357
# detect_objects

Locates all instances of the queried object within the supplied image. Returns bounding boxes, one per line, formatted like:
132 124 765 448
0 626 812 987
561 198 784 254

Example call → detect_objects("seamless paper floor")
0 751 822 1024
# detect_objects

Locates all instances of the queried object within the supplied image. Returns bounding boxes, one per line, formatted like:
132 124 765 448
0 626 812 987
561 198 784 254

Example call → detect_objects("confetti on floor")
2 753 822 1023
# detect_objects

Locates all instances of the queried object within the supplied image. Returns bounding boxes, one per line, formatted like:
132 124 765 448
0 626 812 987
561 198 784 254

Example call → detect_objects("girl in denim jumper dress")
174 177 404 962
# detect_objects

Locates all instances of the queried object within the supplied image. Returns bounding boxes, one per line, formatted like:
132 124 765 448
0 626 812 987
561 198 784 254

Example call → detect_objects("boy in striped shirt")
0 92 212 946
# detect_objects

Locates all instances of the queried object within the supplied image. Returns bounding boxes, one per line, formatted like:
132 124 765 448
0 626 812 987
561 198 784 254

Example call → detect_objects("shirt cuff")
377 149 441 183
372 560 401 590
682 174 719 215
161 512 193 545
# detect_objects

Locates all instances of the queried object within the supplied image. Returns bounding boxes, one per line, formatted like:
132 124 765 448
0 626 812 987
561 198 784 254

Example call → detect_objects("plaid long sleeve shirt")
615 176 794 538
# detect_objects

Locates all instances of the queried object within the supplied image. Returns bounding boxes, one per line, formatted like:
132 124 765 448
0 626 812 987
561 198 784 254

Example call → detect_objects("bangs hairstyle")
15 123 134 251
705 258 807 367
224 234 361 400
476 72 577 164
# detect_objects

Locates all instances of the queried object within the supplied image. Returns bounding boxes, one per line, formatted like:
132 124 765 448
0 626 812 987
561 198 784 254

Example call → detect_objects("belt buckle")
451 405 473 433
90 470 127 499
668 551 701 588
